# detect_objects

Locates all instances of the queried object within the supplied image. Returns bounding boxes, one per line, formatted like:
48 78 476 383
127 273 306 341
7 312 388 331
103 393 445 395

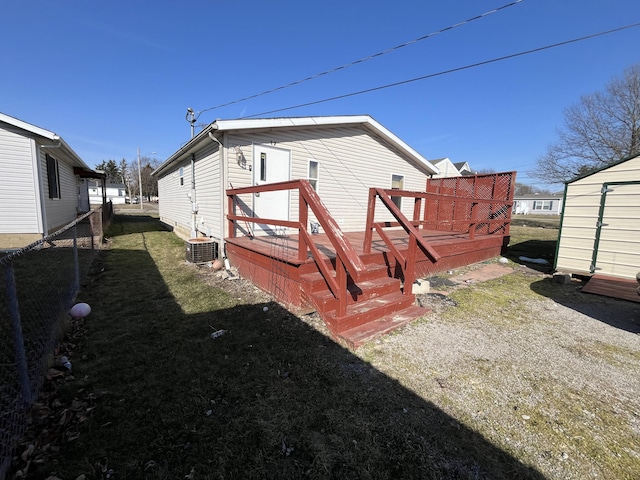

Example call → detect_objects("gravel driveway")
358 266 640 479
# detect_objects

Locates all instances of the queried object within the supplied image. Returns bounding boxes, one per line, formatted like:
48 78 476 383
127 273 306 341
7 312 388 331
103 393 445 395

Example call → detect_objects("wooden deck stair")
301 262 429 348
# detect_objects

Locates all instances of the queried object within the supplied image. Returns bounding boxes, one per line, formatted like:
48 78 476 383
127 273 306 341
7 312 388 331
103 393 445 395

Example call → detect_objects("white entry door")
252 145 291 235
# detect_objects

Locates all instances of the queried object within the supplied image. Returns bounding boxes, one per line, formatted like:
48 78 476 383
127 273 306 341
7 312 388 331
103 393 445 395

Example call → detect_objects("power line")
243 21 640 119
196 0 525 116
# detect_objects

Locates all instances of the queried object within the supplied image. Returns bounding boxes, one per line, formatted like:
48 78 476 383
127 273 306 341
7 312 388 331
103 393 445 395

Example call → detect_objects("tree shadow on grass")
37 231 546 479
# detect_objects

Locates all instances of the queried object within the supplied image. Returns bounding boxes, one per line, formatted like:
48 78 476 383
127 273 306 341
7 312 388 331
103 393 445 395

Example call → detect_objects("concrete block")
412 279 431 294
553 273 572 285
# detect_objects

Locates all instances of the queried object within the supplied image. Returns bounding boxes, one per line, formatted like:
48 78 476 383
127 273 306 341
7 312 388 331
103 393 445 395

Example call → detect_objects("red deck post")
363 188 377 253
413 197 422 230
298 194 308 262
404 234 417 295
336 256 347 317
469 202 478 240
227 194 235 238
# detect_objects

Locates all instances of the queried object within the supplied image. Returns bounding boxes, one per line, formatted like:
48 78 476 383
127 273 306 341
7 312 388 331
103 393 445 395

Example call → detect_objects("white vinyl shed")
554 154 640 280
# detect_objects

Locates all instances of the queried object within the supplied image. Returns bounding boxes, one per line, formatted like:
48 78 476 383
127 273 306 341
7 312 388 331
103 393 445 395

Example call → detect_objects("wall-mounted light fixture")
234 146 251 170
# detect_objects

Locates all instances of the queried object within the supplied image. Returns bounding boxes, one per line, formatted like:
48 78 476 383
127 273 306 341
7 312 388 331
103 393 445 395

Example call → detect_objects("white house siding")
225 125 430 233
556 156 640 279
158 145 222 240
193 143 222 239
40 150 82 232
0 125 40 234
158 158 194 238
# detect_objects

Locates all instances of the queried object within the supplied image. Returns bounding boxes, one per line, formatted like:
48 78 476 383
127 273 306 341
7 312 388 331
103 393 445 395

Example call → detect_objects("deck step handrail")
364 188 441 262
226 179 365 316
363 188 442 295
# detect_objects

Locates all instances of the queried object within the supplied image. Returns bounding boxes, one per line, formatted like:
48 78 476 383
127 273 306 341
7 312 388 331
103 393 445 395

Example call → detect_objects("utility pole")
186 108 197 138
137 147 143 211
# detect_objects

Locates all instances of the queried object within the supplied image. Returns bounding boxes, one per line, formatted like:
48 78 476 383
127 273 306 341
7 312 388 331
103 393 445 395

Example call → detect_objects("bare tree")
535 64 640 184
118 158 135 201
140 156 161 201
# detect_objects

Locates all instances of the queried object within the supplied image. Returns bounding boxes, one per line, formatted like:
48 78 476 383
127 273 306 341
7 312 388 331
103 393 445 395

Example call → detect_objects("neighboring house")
153 115 439 252
428 157 461 178
0 112 101 249
88 180 128 204
453 161 474 176
555 153 640 280
512 194 563 215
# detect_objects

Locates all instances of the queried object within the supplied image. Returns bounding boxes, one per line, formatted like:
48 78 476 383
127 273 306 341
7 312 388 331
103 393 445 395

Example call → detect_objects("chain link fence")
0 205 111 479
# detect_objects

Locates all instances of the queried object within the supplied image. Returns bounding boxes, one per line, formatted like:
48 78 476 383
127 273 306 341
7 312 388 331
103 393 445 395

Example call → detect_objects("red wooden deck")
225 228 508 346
225 173 515 348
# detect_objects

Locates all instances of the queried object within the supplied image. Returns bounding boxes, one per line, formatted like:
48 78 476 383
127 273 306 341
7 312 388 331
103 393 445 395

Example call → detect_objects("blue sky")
1 0 639 189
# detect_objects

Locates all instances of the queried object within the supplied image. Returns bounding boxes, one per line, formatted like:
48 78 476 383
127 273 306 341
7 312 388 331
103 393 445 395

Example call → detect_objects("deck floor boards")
582 274 640 303
225 228 500 265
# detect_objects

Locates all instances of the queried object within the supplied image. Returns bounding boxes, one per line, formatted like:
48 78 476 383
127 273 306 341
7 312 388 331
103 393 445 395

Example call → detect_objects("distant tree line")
94 156 161 201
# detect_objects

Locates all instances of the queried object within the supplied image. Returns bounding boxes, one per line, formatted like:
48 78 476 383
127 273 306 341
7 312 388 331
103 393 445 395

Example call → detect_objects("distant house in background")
0 112 102 249
512 194 563 215
429 157 462 178
153 115 439 249
453 161 474 176
429 158 476 178
89 180 127 204
555 153 640 282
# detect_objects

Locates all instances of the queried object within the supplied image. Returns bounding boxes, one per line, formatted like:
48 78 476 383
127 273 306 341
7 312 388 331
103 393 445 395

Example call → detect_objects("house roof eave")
155 115 438 177
1 111 94 172
152 123 218 177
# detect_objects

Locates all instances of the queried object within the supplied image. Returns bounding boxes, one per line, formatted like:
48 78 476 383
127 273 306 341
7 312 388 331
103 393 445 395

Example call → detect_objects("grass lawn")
20 214 546 479
17 215 639 479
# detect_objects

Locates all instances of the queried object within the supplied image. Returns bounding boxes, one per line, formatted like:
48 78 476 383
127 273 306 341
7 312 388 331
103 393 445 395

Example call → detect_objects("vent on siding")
186 238 217 263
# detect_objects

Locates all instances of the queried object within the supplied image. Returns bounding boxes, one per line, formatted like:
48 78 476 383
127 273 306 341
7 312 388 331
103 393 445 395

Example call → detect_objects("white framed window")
533 200 553 211
391 174 404 210
46 154 61 199
308 160 319 191
179 166 184 186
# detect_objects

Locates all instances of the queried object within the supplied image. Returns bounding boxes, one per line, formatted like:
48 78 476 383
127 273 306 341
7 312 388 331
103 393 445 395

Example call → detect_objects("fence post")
3 262 33 404
73 224 80 296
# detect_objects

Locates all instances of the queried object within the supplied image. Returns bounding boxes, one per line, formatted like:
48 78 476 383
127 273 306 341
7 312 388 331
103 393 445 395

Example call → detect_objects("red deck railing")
363 172 514 294
226 180 366 317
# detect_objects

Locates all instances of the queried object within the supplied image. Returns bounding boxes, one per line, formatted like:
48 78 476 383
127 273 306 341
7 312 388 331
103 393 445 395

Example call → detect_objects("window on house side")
260 153 267 182
391 174 404 210
179 167 184 186
533 200 553 210
46 154 61 199
308 160 319 191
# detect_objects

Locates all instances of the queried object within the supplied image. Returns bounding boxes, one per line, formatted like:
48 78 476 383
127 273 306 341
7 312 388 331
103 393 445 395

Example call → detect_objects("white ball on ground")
70 302 91 319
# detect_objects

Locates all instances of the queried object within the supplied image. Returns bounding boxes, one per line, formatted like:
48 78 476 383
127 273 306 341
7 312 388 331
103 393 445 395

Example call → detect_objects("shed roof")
565 152 640 184
153 115 437 176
